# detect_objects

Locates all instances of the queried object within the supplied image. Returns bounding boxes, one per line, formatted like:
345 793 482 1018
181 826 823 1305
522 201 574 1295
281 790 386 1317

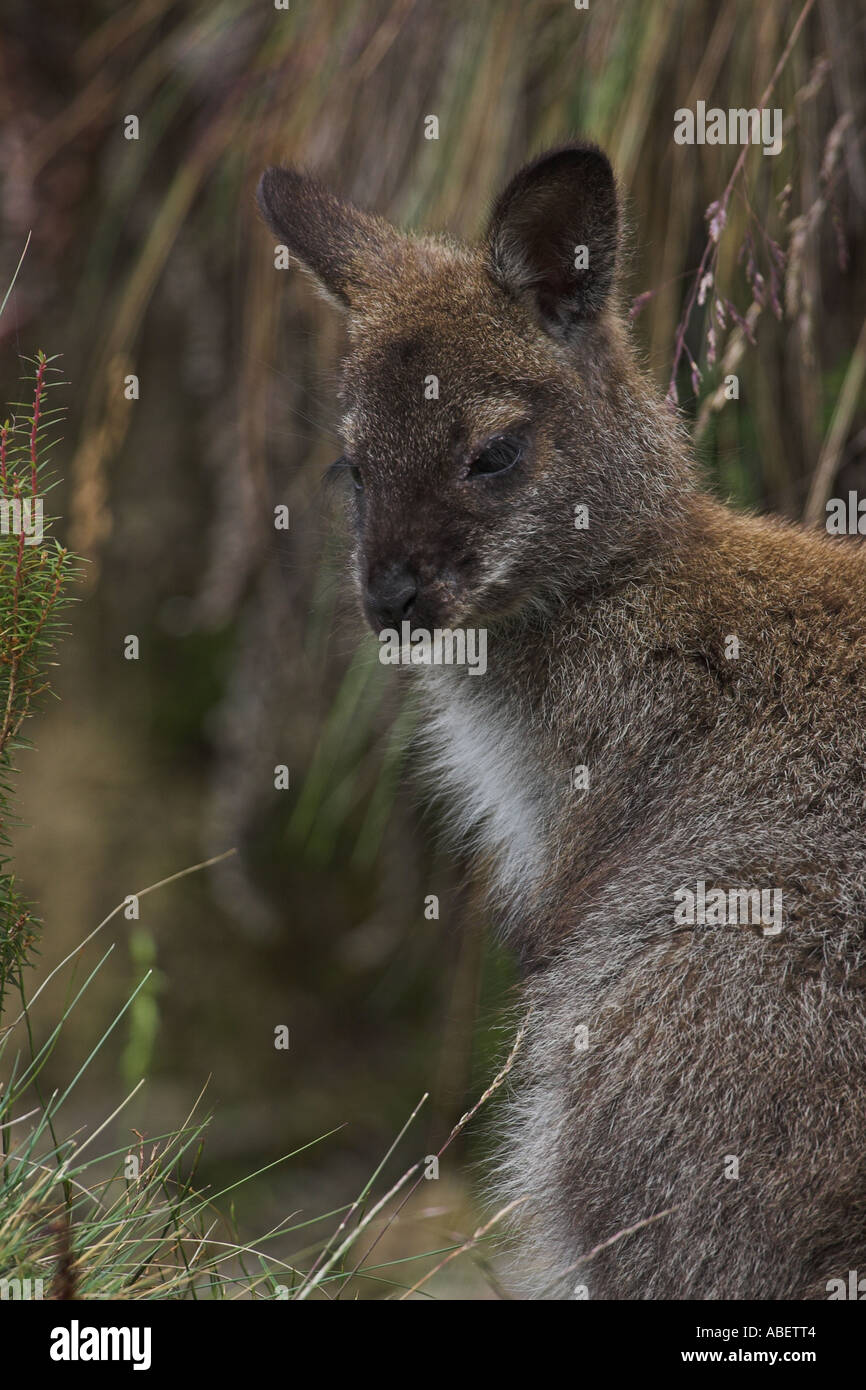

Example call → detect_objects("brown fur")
257 145 866 1298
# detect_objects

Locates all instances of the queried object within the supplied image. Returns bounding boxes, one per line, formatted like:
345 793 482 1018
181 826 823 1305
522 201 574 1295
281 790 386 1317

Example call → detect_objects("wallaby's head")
257 143 686 634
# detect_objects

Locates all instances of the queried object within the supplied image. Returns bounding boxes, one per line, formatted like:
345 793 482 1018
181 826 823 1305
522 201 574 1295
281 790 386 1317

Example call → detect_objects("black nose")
365 564 418 629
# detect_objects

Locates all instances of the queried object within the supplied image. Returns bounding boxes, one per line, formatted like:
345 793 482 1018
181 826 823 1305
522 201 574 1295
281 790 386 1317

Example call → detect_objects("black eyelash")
325 455 363 490
468 434 526 478
325 455 350 482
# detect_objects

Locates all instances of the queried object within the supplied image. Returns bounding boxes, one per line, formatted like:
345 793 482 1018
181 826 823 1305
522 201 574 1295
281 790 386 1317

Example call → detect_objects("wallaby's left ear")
485 143 619 340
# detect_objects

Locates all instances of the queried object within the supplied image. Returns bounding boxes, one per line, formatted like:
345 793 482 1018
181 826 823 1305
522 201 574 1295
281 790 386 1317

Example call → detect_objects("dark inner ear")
256 167 396 308
485 144 619 339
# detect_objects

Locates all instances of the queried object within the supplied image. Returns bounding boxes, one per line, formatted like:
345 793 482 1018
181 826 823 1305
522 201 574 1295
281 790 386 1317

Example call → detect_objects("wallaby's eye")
327 455 364 491
468 434 525 478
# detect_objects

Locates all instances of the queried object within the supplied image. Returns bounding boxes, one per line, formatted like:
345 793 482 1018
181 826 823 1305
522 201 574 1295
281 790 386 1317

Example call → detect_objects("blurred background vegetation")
0 0 863 1296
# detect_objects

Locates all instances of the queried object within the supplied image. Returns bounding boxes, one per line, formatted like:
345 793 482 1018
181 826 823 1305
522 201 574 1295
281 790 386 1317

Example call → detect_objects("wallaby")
257 143 866 1300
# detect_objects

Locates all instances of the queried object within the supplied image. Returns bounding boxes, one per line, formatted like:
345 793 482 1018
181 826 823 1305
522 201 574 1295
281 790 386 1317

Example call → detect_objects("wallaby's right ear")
485 143 619 340
256 167 400 310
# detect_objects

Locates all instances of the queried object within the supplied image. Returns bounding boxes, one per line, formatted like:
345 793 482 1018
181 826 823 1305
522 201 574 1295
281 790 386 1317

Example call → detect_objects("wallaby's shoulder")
658 494 866 669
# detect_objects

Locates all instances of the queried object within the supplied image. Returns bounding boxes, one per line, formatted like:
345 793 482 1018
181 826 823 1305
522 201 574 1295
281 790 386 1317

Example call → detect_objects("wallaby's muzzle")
364 563 418 632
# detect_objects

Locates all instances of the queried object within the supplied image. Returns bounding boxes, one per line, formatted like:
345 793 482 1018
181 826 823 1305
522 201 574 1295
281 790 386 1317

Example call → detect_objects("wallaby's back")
472 497 866 1297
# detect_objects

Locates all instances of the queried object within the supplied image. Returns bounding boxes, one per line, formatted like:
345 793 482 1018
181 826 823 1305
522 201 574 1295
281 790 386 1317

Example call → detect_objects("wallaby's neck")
416 486 732 960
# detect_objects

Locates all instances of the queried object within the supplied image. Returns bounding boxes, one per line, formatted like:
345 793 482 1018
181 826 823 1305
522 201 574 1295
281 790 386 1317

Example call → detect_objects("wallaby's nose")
365 564 418 630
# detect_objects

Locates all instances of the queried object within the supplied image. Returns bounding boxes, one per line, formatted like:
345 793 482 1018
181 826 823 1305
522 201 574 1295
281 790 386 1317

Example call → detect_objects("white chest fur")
420 677 550 913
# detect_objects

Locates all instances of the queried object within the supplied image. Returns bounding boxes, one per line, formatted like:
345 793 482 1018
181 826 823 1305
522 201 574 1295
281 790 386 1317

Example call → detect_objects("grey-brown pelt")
257 143 866 1300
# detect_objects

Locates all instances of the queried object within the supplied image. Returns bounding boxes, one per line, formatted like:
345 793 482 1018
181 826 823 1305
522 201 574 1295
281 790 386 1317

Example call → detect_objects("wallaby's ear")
485 143 619 339
256 166 400 310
